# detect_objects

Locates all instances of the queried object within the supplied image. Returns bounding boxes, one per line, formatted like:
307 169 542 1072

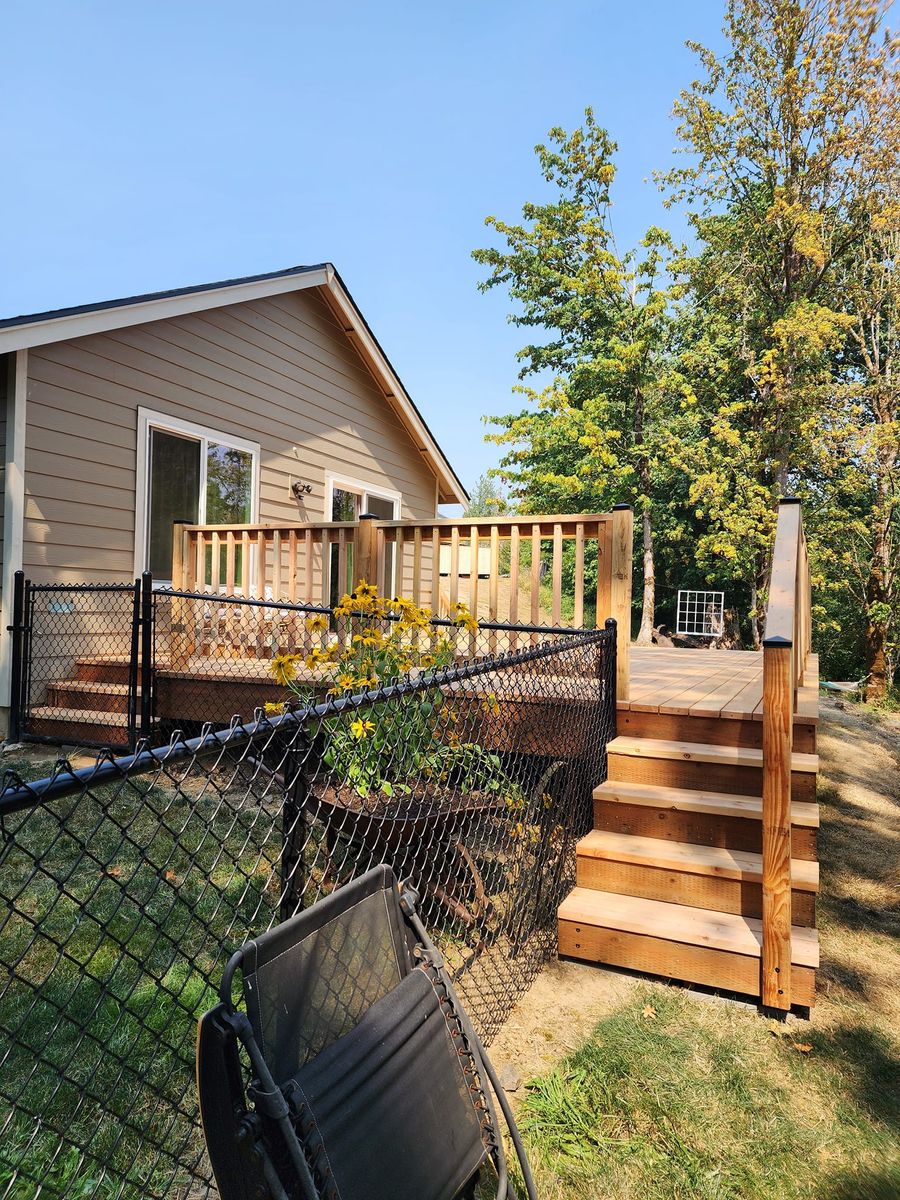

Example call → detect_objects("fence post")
139 572 154 742
761 634 793 1010
355 513 379 592
610 505 633 702
6 570 26 743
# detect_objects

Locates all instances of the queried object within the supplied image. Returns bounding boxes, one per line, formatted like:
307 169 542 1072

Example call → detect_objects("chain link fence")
0 589 615 1199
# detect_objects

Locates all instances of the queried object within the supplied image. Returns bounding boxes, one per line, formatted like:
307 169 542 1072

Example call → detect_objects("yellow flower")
271 653 300 685
352 629 384 648
481 692 500 715
305 614 328 634
264 701 286 715
350 718 376 740
354 579 378 599
420 654 436 669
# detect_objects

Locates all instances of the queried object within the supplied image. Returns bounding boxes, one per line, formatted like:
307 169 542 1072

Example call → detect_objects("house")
0 263 468 726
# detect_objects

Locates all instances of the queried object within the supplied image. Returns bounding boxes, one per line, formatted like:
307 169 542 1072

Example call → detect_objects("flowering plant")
268 580 519 802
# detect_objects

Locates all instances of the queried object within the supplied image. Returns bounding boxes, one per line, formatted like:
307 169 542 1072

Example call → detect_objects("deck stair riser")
617 710 816 755
73 658 135 687
607 737 818 803
558 889 817 1007
46 681 137 715
593 781 818 860
575 831 817 926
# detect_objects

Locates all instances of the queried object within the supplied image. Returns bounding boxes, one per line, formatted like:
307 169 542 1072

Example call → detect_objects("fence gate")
7 571 154 751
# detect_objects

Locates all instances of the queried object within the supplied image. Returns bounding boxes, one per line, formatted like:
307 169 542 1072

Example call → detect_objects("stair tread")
593 780 820 828
576 830 819 890
558 887 819 967
608 735 818 774
29 706 147 726
49 680 134 696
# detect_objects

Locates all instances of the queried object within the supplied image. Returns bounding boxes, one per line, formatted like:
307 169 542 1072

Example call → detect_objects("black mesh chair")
196 864 537 1200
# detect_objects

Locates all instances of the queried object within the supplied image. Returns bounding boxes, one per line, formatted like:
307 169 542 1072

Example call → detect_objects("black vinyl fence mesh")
0 582 615 1199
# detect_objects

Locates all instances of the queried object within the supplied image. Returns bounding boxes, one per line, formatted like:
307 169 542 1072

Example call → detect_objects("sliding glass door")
140 410 259 584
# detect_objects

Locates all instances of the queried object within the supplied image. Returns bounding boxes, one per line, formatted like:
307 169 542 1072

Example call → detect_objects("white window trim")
324 472 401 519
134 407 261 579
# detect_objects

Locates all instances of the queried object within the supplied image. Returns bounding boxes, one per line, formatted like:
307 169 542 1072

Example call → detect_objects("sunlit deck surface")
624 646 818 723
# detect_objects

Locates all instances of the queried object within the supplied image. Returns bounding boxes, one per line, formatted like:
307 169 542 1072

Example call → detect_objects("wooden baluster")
552 522 563 626
288 530 298 603
303 530 314 602
211 532 221 593
321 532 332 608
193 531 204 591
412 527 423 606
761 636 794 1010
469 527 480 657
430 528 441 617
394 526 404 599
574 522 585 628
241 531 250 597
449 526 460 610
530 524 541 644
488 525 500 653
255 530 266 599
337 529 348 599
225 531 236 596
272 530 283 600
509 525 520 652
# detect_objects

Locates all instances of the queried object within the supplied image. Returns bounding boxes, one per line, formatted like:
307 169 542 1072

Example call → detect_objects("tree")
661 0 898 648
463 473 508 518
473 111 682 642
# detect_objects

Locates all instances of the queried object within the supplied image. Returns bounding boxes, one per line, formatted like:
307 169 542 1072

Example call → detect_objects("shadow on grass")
812 1023 900 1133
816 1163 900 1200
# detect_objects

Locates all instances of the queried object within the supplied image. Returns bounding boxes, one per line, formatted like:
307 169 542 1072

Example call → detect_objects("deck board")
625 647 768 721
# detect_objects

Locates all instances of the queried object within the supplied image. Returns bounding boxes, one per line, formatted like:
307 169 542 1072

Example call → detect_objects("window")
136 409 260 583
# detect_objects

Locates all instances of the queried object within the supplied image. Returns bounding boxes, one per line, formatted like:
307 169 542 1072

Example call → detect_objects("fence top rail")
0 621 614 819
179 520 360 534
177 513 615 537
375 513 614 529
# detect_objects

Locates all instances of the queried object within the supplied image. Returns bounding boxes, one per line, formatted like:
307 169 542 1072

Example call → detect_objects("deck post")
761 634 794 1010
610 505 633 702
354 513 379 594
170 521 191 670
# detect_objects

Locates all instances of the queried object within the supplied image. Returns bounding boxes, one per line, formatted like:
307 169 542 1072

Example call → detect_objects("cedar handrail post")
761 634 794 1010
170 520 191 670
610 505 633 702
354 514 379 593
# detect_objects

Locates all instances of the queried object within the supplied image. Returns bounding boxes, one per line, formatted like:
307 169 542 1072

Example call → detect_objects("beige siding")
23 288 439 584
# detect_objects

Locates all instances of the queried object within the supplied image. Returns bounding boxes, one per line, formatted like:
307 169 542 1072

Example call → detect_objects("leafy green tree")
463 473 509 518
661 0 898 651
473 111 683 642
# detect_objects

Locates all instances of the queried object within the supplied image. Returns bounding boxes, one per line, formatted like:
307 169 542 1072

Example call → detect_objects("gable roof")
0 263 468 505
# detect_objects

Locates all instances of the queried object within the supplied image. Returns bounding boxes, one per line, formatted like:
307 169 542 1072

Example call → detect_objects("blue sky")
1 1 725 501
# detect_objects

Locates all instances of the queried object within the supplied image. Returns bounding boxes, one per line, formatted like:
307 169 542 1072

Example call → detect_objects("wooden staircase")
558 499 820 1010
28 657 139 746
558 673 820 1006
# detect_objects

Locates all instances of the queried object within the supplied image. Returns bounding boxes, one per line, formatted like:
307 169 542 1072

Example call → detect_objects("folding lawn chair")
196 864 537 1200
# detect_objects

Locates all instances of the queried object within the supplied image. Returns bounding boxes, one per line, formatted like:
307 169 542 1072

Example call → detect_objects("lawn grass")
508 699 900 1200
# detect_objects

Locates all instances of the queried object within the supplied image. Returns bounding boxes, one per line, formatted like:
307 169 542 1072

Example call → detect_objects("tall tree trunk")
636 502 656 645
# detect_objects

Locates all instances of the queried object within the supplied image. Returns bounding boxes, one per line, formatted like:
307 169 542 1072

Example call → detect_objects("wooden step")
616 708 816 754
575 831 817 925
74 657 134 686
46 679 134 714
607 736 818 801
593 780 818 859
558 887 818 1006
27 706 134 746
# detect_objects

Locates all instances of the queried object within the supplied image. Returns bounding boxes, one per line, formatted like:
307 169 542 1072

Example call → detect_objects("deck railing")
171 506 634 698
761 498 813 1010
